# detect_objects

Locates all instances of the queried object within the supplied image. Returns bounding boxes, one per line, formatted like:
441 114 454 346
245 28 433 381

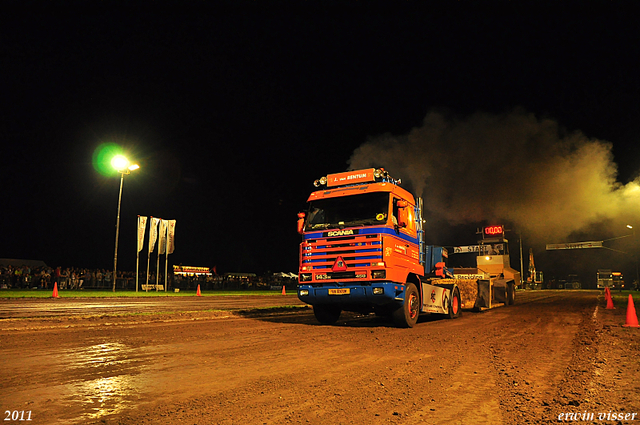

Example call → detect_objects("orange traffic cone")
52 282 60 298
606 290 616 309
282 285 286 295
196 284 202 297
623 294 639 328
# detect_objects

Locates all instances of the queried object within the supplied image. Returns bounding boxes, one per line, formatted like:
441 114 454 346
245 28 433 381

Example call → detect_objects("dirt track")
1 291 639 425
0 294 306 319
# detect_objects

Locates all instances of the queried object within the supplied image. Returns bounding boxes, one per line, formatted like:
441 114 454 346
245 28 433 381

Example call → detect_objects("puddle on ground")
66 342 136 371
71 374 138 419
59 342 145 422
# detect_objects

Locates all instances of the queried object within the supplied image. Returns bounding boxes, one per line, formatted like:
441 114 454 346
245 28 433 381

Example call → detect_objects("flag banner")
158 219 168 255
453 245 483 254
167 220 176 254
149 217 160 254
137 216 148 252
546 241 603 250
453 244 503 254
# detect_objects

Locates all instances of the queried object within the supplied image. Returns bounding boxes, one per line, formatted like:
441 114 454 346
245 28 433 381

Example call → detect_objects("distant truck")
612 272 625 290
296 168 520 327
565 274 581 289
597 269 613 289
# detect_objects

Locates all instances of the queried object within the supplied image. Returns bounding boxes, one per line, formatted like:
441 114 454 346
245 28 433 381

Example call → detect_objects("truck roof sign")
484 225 504 236
327 168 375 187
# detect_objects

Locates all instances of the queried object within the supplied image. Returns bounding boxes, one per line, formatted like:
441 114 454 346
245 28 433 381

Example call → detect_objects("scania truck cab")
296 168 461 327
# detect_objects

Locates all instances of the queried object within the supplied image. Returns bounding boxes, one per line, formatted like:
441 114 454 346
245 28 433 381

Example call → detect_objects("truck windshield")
306 192 390 230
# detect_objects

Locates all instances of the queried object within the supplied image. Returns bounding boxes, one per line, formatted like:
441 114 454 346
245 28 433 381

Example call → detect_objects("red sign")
173 265 212 275
327 169 375 187
332 256 348 272
484 225 504 236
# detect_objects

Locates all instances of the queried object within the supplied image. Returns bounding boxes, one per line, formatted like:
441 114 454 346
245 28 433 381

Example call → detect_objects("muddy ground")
1 291 639 425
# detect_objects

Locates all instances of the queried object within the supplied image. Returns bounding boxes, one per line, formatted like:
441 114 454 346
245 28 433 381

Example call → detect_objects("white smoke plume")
349 109 640 245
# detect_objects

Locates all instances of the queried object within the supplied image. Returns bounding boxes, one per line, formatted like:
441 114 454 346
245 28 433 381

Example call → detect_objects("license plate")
328 288 350 295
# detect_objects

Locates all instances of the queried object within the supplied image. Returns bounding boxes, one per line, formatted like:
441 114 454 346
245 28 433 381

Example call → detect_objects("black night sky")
3 3 640 283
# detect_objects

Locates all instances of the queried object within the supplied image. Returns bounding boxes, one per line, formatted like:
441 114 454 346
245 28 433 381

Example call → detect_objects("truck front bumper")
297 282 405 307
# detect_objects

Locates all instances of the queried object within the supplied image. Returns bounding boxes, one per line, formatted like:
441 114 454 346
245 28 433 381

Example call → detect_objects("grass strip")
0 289 292 298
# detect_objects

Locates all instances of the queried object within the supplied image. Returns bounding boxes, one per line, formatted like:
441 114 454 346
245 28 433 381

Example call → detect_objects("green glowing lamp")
93 142 124 176
111 155 130 171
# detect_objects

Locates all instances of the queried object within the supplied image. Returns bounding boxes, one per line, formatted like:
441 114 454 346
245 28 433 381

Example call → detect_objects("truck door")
389 197 419 268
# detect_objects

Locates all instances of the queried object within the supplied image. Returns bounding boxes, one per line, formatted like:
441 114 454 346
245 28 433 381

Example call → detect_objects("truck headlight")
299 289 309 296
372 270 386 279
372 287 384 295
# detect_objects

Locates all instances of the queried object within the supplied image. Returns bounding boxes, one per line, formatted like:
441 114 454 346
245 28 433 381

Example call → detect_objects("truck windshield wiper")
341 218 379 227
310 223 331 230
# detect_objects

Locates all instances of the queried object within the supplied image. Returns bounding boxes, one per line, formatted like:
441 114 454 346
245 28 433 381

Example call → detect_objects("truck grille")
324 272 356 280
301 233 382 271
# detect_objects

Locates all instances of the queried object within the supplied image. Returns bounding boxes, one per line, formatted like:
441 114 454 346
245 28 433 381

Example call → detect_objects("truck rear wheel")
506 281 515 305
313 305 341 325
446 286 462 319
392 283 420 328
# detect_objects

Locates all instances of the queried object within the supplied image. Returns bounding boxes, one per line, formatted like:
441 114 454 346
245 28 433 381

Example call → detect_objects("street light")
112 155 139 292
627 224 639 289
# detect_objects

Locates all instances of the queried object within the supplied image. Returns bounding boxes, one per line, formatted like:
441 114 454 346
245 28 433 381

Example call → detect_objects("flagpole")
156 219 164 292
136 215 140 293
165 220 176 292
146 216 154 293
146 247 151 293
156 244 160 292
164 250 169 292
164 221 169 292
136 244 140 293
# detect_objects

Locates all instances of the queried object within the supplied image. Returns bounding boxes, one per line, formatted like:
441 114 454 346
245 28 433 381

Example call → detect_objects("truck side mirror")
397 200 409 228
297 212 306 234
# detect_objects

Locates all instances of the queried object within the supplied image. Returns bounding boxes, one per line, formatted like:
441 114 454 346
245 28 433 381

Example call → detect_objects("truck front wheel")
446 286 462 319
392 283 420 328
313 305 341 325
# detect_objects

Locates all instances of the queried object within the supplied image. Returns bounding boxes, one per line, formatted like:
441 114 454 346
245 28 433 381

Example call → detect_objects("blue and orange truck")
296 168 519 327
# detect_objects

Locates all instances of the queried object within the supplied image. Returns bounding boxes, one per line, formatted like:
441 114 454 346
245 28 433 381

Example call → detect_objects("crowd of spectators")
0 265 297 291
0 265 168 290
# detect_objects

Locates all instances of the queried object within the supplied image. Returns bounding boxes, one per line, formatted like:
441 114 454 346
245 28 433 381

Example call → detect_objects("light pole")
627 225 639 290
112 155 139 292
519 232 524 289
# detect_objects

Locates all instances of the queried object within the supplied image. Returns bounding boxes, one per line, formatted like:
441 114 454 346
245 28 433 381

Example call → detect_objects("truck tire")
506 281 515 305
313 305 341 325
392 283 420 328
445 286 462 319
